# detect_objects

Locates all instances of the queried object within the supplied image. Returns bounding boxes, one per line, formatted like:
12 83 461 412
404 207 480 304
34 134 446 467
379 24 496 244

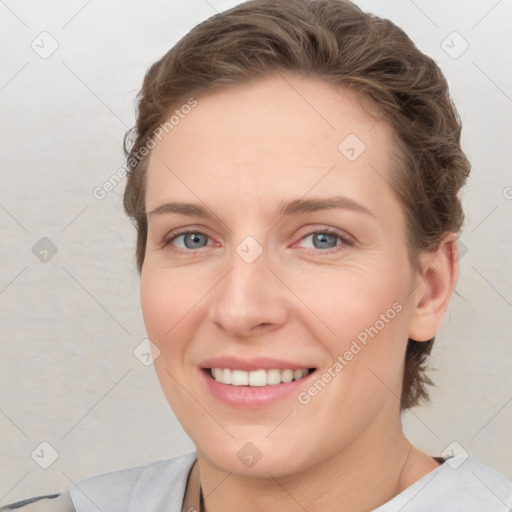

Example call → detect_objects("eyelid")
292 226 355 253
161 224 355 253
161 226 216 250
295 225 355 244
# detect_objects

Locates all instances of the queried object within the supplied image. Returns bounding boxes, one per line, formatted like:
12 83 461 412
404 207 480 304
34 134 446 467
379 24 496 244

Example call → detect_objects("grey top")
3 451 512 511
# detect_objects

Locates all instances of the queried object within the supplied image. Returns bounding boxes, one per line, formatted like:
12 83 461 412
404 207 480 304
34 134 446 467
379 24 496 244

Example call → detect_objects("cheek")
140 272 169 342
293 262 407 340
290 262 411 393
140 267 197 415
140 265 201 343
139 267 193 375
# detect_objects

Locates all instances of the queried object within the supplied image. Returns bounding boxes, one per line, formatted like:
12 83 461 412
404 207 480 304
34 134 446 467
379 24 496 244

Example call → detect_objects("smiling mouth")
207 368 315 386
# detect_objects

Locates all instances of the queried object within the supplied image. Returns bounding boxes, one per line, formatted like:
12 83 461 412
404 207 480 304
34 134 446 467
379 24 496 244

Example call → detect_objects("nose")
207 241 290 340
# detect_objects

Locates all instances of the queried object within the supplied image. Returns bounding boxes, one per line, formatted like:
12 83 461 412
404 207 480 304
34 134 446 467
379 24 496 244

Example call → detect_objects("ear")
408 233 459 342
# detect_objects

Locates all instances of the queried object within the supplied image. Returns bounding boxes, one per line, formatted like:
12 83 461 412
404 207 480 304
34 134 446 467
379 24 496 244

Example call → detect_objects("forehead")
144 73 398 216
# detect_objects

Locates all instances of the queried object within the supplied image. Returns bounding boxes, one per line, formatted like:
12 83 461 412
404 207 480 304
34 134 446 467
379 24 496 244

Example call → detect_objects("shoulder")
378 454 512 511
454 455 512 509
0 492 75 512
70 450 197 511
0 451 197 512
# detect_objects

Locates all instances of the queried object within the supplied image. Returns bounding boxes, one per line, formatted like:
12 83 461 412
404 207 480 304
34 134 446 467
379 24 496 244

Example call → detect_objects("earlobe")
408 233 459 342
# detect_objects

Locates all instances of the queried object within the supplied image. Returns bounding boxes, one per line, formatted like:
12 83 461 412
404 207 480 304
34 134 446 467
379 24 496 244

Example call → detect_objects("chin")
193 430 323 479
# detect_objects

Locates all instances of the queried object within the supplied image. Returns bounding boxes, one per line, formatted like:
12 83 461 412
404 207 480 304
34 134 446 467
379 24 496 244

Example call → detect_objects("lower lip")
200 369 316 408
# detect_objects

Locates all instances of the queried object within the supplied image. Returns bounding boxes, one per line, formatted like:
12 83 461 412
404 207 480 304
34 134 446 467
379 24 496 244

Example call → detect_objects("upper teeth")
210 368 310 386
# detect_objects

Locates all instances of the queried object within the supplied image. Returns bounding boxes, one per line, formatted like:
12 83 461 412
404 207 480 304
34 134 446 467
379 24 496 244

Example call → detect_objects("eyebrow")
147 196 374 219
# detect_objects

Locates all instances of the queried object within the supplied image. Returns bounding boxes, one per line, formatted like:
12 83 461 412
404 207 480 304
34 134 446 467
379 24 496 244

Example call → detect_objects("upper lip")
199 356 315 372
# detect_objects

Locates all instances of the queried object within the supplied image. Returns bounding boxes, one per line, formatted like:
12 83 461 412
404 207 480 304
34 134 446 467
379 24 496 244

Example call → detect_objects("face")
141 74 421 478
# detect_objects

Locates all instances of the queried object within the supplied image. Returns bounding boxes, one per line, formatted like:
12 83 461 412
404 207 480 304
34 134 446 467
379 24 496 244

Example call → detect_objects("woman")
4 0 511 510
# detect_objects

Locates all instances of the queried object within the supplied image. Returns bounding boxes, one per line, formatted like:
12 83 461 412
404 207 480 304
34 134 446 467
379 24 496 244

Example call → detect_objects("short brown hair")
123 0 470 410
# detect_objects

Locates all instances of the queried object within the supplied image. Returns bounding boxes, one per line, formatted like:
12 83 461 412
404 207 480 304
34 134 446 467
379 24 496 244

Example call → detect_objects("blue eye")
302 231 340 250
297 228 351 253
164 230 210 250
163 227 352 254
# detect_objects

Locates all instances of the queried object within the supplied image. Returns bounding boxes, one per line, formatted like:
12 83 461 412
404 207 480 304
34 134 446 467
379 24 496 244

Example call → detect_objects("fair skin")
141 73 458 512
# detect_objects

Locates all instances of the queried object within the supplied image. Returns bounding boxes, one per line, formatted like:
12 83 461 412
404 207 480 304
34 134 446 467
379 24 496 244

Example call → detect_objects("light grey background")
1 0 511 505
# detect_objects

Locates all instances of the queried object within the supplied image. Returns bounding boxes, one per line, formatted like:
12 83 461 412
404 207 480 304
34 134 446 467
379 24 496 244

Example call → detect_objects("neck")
189 407 439 512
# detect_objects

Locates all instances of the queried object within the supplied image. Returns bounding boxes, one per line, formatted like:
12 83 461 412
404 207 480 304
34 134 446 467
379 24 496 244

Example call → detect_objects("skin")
140 73 459 512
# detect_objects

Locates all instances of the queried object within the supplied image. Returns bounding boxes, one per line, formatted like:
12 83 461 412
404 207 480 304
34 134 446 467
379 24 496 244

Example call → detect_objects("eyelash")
162 227 353 255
